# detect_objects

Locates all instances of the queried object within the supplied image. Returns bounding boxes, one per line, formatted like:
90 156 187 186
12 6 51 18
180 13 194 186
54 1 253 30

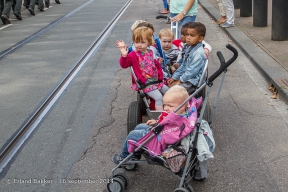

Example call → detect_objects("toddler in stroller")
113 85 200 164
116 26 169 111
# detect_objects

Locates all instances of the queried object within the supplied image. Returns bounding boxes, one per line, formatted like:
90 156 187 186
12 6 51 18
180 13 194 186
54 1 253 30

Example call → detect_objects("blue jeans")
170 13 197 39
162 0 168 9
120 123 150 158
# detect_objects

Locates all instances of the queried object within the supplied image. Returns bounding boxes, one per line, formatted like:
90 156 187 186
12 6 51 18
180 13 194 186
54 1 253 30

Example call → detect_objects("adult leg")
120 123 150 158
159 0 169 14
217 0 226 24
0 0 4 15
1 0 12 24
28 0 36 15
146 89 164 110
13 0 22 20
44 0 49 8
37 0 44 11
221 0 234 27
23 0 30 9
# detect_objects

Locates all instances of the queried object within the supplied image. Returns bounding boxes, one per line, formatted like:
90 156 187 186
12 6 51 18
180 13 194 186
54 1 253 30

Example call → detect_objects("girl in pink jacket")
116 27 169 110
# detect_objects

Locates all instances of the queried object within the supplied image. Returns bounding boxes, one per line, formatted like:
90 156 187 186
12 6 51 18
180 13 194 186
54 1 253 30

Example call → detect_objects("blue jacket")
172 43 206 86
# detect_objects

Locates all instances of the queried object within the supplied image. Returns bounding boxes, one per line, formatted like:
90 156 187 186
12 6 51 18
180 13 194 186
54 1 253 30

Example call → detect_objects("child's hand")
158 57 164 64
204 48 209 58
116 40 127 48
146 119 157 125
116 40 128 57
168 78 175 85
173 63 179 69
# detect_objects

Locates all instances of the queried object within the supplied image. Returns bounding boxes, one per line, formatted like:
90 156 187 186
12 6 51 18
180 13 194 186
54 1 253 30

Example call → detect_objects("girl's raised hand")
116 40 128 57
116 40 126 48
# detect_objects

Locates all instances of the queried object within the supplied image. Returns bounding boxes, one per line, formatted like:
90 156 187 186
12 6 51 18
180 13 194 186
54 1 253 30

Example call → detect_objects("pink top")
119 50 164 93
128 97 203 156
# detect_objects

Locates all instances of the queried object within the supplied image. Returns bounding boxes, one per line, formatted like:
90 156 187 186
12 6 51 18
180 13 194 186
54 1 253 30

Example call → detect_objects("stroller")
107 44 238 192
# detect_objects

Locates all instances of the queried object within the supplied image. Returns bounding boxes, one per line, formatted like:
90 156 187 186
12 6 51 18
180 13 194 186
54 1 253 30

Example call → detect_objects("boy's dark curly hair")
186 22 206 37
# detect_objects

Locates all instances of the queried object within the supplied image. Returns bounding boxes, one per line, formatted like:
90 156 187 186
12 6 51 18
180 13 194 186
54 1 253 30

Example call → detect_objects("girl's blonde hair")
159 28 174 39
132 27 153 46
131 20 146 32
165 85 189 102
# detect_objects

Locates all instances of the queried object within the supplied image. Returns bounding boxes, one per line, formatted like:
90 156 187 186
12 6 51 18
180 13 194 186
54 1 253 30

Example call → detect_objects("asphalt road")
0 0 288 192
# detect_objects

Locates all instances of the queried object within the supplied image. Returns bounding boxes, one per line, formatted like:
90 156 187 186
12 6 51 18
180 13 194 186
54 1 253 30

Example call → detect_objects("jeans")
170 13 197 39
120 123 151 158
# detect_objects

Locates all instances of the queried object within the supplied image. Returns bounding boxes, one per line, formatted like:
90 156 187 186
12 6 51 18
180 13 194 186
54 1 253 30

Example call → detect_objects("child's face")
160 36 173 51
163 93 187 114
180 28 187 43
186 28 204 46
134 38 149 52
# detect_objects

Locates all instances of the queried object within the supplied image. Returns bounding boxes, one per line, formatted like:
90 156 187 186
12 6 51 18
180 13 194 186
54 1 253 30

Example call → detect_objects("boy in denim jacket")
168 22 207 94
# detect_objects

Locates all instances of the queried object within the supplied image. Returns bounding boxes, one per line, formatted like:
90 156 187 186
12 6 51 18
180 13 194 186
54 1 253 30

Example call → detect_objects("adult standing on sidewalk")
169 0 198 38
220 0 234 28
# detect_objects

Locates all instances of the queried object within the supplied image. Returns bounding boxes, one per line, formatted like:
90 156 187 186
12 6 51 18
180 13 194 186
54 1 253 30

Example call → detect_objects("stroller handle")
207 44 238 83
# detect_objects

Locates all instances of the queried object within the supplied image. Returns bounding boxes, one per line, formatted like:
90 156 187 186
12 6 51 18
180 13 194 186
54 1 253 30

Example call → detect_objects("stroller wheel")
174 187 190 192
127 101 142 134
123 162 138 171
114 173 129 189
107 177 124 192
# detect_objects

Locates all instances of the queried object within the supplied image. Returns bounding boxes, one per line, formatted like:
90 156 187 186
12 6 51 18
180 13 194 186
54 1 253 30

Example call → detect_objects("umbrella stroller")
107 44 238 192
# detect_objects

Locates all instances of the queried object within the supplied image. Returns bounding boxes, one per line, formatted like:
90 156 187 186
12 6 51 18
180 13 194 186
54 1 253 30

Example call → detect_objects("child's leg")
120 123 150 158
146 89 164 110
159 84 169 94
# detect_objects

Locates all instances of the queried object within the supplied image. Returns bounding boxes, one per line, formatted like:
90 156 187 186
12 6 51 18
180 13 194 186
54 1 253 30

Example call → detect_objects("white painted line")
0 24 12 30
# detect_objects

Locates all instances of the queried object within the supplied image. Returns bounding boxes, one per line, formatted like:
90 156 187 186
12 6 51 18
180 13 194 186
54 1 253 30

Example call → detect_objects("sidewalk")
199 0 288 104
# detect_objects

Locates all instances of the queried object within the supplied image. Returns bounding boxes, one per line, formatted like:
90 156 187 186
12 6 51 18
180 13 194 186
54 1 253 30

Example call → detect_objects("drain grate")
275 78 288 88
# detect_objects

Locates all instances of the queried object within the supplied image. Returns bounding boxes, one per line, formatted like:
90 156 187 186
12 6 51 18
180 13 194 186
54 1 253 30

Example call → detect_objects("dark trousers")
30 0 44 10
3 0 22 16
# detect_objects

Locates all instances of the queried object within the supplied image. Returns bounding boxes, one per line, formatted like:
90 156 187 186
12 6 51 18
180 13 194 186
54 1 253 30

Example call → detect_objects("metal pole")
240 0 252 17
271 0 288 41
253 0 268 27
233 0 240 9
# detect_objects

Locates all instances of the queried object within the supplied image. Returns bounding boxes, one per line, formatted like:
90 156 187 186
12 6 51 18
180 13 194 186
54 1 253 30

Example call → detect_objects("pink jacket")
128 97 203 156
119 50 164 85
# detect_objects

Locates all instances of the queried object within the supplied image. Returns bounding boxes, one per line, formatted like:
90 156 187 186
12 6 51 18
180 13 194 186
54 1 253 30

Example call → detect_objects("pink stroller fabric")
128 97 203 157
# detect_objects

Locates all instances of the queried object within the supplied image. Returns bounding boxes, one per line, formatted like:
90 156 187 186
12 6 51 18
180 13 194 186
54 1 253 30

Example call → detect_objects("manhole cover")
275 78 288 88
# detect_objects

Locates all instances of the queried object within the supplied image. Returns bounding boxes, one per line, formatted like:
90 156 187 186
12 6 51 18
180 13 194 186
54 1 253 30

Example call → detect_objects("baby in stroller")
112 85 201 164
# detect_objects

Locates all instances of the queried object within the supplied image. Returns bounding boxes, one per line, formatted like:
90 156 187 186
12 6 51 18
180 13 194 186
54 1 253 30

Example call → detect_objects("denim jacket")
172 42 206 86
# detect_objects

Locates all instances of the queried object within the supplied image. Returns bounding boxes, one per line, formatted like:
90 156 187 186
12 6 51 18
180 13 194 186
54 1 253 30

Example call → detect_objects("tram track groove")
0 0 134 173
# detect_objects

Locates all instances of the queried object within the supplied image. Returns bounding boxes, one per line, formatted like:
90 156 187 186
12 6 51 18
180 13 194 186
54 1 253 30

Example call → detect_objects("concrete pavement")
200 0 288 104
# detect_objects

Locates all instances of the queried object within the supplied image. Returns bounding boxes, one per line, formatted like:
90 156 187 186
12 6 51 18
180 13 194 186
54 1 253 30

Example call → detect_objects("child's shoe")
112 154 124 164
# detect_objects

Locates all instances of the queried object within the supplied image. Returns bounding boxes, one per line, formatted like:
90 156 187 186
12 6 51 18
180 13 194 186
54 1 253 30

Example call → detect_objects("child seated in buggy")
112 85 200 164
116 26 169 111
168 22 207 94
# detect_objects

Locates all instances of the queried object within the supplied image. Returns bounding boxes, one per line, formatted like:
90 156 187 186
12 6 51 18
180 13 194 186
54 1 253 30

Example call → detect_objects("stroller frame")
107 44 238 192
